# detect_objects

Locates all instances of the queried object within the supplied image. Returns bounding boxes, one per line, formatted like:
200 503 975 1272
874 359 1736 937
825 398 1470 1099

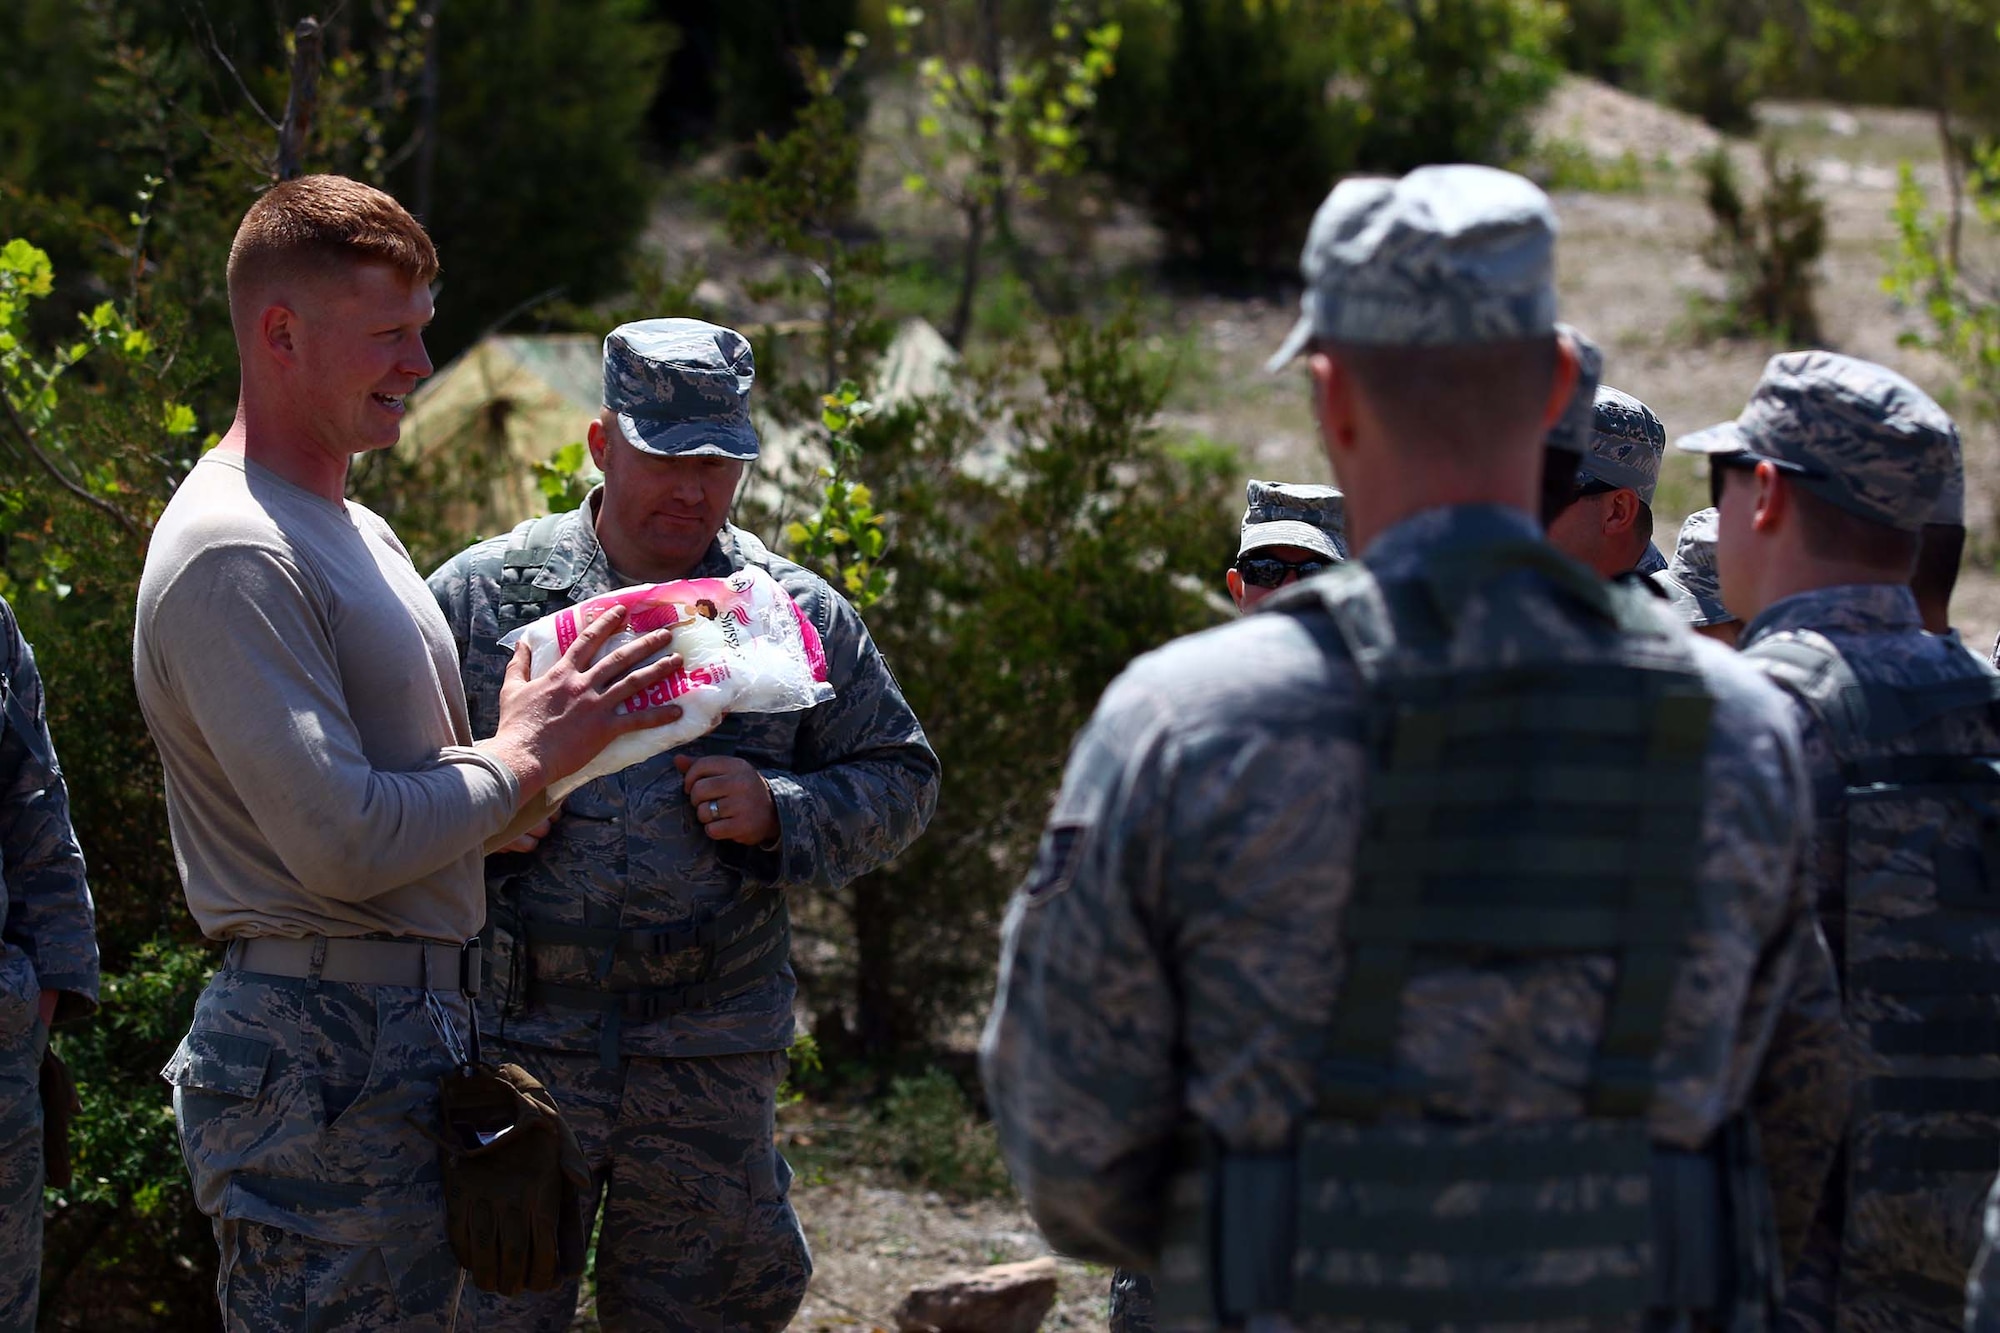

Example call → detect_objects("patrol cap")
1543 324 1602 456
1576 386 1666 506
1933 422 1966 525
1651 507 1734 628
1676 351 1955 534
602 318 760 460
1268 164 1559 370
1238 480 1347 562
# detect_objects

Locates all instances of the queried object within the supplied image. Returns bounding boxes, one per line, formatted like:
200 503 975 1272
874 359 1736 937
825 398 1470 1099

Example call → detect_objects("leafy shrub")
1091 0 1356 277
776 316 1235 1061
1528 139 1648 193
40 940 215 1330
1094 0 1563 278
861 1068 1012 1199
1341 0 1566 173
1695 143 1824 344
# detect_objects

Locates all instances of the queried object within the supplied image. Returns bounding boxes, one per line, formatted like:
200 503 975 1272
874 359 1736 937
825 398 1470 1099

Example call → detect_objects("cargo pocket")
163 1028 275 1217
164 1027 273 1100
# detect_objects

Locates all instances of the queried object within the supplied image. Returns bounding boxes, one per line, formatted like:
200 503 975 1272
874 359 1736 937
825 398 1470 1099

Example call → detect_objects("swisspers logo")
621 660 732 714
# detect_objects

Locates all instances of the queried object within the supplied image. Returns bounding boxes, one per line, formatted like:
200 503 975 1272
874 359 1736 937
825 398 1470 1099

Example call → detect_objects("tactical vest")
1747 630 2000 1320
1155 543 1778 1331
482 512 792 1063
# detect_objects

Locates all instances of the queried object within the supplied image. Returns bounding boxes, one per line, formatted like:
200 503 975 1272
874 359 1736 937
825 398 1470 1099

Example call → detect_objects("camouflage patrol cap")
1933 422 1966 525
602 318 759 460
1542 324 1602 456
1267 165 1558 369
1238 480 1347 562
1576 386 1666 506
1676 351 1955 533
1651 507 1734 628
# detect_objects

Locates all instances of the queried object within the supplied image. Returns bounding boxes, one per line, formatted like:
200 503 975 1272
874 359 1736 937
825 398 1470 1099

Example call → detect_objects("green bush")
1094 0 1563 277
40 940 215 1331
1694 143 1825 344
1092 0 1357 276
861 1068 1012 1199
777 317 1236 1060
1341 0 1566 174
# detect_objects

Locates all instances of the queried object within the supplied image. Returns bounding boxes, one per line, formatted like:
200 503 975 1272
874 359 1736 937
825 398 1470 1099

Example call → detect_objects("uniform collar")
1740 583 1924 649
1361 503 1544 582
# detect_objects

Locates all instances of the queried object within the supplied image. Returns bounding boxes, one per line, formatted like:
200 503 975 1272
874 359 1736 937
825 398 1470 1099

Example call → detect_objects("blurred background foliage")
13 0 2000 1322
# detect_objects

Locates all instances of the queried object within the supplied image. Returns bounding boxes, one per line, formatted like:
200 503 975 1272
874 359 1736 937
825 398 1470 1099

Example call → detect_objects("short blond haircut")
226 175 438 324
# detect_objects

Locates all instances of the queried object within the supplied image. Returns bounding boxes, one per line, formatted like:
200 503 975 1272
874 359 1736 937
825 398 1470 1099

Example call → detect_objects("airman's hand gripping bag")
499 566 834 802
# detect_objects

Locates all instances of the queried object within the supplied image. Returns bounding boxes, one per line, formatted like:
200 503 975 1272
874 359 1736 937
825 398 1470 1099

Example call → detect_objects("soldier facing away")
1654 508 1741 647
135 177 686 1331
1685 352 2000 1333
0 596 99 1333
982 164 1845 1331
429 317 941 1332
1111 477 1351 1333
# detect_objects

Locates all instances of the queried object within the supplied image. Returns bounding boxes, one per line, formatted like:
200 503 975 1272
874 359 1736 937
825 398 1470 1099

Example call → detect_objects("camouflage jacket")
980 505 1843 1324
1743 584 2000 1330
1741 585 1992 976
429 493 939 1059
0 597 98 1030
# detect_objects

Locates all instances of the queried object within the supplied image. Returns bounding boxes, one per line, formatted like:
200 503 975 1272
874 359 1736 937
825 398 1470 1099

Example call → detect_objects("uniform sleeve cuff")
35 978 100 1023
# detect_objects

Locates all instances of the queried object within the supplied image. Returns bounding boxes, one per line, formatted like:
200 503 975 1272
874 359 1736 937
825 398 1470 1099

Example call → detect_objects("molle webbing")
516 889 790 1023
1309 548 1713 1122
1751 630 2000 1304
1160 1120 1766 1326
1153 548 1758 1328
494 512 572 632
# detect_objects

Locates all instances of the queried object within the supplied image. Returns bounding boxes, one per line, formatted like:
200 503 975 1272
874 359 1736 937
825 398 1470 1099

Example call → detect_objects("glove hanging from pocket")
39 1043 80 1191
427 1061 591 1296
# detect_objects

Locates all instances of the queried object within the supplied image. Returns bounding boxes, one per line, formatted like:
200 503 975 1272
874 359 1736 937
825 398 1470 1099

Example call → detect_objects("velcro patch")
1024 821 1090 906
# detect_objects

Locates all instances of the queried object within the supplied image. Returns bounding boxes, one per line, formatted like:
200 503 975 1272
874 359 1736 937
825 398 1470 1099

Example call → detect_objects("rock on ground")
892 1257 1060 1333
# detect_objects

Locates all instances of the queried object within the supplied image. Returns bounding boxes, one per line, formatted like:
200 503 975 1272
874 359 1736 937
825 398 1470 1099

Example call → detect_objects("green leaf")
161 402 197 436
785 521 813 546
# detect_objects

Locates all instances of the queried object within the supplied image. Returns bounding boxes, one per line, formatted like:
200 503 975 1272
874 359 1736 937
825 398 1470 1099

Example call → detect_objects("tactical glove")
433 1061 590 1296
39 1043 79 1190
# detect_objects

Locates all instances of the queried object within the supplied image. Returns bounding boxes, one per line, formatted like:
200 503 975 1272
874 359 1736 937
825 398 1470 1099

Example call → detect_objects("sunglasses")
1235 555 1335 588
1707 450 1826 509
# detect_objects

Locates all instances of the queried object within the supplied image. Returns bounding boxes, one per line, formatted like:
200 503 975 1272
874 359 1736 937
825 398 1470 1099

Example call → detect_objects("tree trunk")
850 873 902 1060
412 3 442 222
276 18 323 181
947 201 986 350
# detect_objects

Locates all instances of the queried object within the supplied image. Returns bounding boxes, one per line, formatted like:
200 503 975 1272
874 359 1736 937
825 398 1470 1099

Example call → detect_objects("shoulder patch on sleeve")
1024 820 1091 906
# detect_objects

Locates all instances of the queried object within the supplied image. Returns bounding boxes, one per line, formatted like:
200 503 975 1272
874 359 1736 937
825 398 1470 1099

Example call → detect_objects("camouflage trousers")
1109 1268 1155 1333
164 966 469 1332
458 1044 811 1333
0 1005 45 1333
1779 1151 1980 1333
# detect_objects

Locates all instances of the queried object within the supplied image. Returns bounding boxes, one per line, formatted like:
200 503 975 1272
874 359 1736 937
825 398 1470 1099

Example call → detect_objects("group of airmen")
3 157 2000 1333
985 162 2000 1333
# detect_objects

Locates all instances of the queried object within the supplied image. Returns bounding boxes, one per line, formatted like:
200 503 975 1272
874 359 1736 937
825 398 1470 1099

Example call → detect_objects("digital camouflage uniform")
1653 509 1735 631
0 597 99 1333
1113 479 1354 1332
986 165 1845 1333
1682 353 1996 1333
429 319 940 1332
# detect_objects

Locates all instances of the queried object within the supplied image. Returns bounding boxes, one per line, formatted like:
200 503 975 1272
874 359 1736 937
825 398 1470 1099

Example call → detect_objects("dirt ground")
588 78 2000 1332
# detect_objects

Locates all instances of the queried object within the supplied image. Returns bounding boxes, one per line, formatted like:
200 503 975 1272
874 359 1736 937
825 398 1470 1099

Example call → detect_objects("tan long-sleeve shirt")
134 450 516 943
